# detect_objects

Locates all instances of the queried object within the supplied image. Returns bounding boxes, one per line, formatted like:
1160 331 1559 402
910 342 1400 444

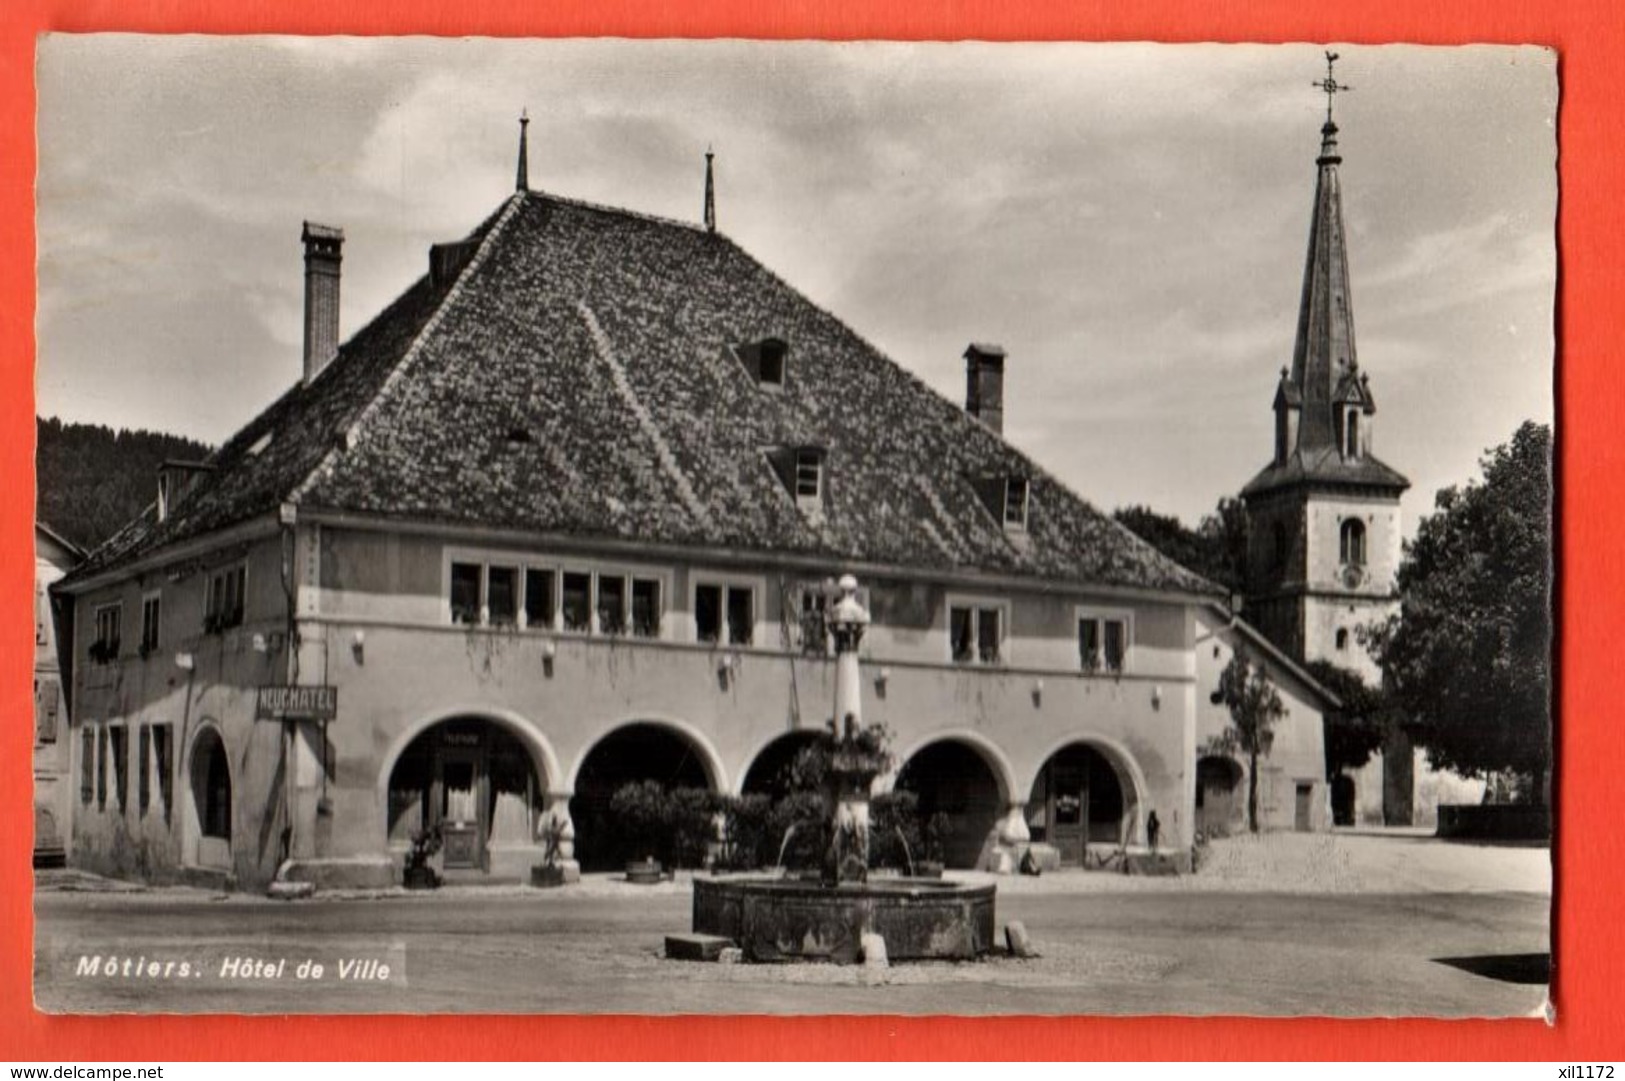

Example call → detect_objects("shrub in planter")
608 780 671 865
667 787 719 870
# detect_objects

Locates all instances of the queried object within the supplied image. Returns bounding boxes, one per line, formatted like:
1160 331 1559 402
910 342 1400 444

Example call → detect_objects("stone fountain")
692 576 996 963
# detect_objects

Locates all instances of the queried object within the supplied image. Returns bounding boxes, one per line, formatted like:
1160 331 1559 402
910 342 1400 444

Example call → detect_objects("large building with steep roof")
55 123 1336 890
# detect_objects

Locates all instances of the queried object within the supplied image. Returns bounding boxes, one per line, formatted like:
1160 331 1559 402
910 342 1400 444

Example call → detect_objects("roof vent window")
248 431 274 457
506 426 534 445
735 338 789 389
765 445 826 517
1003 477 1030 531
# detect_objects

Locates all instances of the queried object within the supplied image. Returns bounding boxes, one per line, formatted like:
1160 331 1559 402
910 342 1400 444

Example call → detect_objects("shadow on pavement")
1432 952 1550 984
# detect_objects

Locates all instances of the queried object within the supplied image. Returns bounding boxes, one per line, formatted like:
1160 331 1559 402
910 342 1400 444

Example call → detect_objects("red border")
3 1 1614 1062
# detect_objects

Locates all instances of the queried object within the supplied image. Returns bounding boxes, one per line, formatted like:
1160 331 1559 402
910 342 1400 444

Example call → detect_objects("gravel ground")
35 828 1551 904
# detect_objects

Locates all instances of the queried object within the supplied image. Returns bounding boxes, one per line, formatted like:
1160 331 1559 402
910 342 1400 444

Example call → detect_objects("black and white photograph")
31 37 1555 1016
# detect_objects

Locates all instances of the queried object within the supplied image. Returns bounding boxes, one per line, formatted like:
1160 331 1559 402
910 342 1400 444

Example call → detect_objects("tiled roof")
1240 445 1410 498
66 191 1220 598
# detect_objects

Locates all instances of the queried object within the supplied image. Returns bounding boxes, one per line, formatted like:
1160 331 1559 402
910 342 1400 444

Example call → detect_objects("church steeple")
1287 51 1359 458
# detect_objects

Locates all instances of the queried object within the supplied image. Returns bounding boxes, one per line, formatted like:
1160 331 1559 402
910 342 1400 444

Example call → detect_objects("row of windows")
449 562 671 639
446 562 1135 672
87 562 247 664
79 720 174 823
948 603 1129 672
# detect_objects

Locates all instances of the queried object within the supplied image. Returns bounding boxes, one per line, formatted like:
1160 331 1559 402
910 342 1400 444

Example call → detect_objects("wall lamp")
351 629 365 664
174 652 195 671
541 638 557 677
1152 685 1164 711
1032 678 1044 707
874 666 891 697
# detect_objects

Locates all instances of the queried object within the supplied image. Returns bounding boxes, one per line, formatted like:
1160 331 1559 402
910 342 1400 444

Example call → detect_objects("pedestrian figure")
1146 810 1161 855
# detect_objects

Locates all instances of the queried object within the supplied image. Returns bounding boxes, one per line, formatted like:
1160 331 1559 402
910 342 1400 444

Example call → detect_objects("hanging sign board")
255 685 337 721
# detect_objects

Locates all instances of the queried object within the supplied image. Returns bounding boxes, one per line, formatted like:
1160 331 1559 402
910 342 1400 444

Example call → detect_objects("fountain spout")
775 823 799 874
894 824 916 878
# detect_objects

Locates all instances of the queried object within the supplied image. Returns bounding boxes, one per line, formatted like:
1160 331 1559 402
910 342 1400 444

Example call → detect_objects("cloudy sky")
35 37 1555 532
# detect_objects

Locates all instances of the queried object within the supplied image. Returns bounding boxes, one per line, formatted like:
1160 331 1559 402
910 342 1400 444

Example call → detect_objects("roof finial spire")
516 109 530 193
1312 51 1350 164
703 145 716 233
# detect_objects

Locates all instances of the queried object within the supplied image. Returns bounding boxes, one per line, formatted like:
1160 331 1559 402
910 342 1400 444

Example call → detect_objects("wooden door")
1294 783 1313 832
1047 760 1088 866
439 750 486 870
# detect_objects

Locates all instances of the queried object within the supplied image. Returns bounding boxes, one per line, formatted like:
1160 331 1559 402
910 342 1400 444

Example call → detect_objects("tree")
1114 497 1247 593
1212 648 1287 832
1301 659 1391 780
1367 421 1552 797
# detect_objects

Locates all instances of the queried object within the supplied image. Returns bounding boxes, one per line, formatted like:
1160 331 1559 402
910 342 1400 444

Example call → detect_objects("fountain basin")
693 876 996 963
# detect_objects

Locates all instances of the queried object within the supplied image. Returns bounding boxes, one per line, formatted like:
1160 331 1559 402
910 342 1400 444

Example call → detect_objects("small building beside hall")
54 125 1337 892
34 522 83 866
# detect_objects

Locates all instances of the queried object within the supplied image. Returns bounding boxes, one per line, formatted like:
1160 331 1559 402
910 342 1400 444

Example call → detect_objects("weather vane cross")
1313 50 1351 124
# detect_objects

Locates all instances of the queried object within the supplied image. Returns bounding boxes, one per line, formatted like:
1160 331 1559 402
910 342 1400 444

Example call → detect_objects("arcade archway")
385 717 544 874
1027 742 1140 865
895 739 1004 869
740 730 825 800
571 723 717 871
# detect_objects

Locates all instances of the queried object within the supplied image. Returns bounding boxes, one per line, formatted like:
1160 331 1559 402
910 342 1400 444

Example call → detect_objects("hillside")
35 416 213 553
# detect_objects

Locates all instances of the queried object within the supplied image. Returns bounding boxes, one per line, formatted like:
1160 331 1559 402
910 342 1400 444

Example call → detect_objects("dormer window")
1003 477 1030 530
795 449 823 502
766 445 826 516
1344 408 1361 458
735 338 789 389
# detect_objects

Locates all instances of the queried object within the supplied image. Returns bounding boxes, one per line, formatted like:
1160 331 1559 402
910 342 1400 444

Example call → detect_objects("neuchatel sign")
255 685 338 721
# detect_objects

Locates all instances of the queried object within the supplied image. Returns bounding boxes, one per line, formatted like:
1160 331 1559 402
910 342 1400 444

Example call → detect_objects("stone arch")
891 733 1016 870
375 704 562 813
565 715 728 795
738 729 826 799
567 718 728 872
182 720 233 870
886 729 1017 803
1024 733 1149 860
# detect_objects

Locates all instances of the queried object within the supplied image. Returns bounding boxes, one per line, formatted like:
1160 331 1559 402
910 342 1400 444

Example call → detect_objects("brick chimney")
301 222 344 382
964 343 1006 435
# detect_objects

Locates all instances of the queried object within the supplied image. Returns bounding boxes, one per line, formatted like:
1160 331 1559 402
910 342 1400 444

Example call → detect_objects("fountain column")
826 575 881 886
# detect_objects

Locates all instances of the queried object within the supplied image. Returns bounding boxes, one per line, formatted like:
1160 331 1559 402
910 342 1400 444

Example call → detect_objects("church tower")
1240 55 1410 688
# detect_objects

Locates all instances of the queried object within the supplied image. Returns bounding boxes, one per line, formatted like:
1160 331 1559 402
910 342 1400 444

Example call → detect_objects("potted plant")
914 811 951 879
530 815 569 888
403 824 442 890
625 853 664 884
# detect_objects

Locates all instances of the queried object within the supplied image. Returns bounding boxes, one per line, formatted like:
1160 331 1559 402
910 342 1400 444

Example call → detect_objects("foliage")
1301 659 1392 779
869 790 923 871
606 781 720 869
922 811 954 863
1113 497 1247 593
1366 422 1552 793
1213 648 1287 832
35 416 213 552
